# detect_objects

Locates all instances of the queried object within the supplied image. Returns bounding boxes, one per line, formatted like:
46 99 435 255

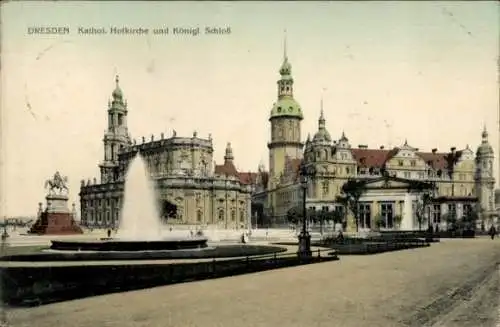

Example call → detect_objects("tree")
286 206 301 225
337 178 367 232
332 209 344 224
316 210 327 234
415 202 425 231
414 192 434 231
442 212 457 232
461 206 478 231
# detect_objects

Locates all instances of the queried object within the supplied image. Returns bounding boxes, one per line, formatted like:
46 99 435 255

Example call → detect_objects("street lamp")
298 162 315 258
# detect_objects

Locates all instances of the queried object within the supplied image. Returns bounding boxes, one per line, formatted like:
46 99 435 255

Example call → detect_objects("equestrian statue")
44 171 69 195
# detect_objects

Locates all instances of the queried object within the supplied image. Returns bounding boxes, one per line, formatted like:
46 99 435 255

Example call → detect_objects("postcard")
1 1 499 327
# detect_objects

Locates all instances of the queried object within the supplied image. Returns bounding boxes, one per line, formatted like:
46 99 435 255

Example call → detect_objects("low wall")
1 250 338 307
328 241 431 255
314 235 431 255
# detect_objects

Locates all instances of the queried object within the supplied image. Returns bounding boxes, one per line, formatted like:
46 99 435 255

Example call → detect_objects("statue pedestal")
29 194 83 235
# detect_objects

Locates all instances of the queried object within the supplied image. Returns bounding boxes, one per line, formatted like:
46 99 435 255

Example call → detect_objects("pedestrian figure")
336 229 344 243
489 225 496 240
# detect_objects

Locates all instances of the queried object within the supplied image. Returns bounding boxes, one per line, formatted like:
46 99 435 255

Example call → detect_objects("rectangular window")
398 160 404 166
381 203 394 228
418 172 425 179
358 203 371 229
322 181 329 196
404 172 411 179
463 204 473 218
432 204 441 224
410 160 416 167
448 204 457 218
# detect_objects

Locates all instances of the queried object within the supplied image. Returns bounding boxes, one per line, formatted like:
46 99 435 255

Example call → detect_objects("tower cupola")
224 142 234 163
312 98 332 143
476 125 493 157
269 32 303 120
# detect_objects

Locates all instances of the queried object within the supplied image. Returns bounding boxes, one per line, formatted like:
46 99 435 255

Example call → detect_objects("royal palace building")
80 45 496 232
255 44 496 231
79 76 256 229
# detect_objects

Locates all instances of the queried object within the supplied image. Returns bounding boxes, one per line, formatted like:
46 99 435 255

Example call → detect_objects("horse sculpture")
44 171 69 195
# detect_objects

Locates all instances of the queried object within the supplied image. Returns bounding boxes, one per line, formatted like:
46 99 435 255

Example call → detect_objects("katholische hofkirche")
80 42 496 232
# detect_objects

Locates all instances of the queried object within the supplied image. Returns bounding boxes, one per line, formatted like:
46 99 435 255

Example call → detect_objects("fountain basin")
50 238 208 252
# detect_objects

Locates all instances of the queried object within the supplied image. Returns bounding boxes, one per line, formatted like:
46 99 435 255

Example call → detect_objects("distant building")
79 76 254 229
256 43 496 231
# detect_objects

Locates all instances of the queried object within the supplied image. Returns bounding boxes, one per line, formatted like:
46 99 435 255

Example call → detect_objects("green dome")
280 60 292 76
270 96 303 120
112 75 123 100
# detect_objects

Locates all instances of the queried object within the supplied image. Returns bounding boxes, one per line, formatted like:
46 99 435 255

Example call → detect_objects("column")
371 201 379 228
247 193 252 231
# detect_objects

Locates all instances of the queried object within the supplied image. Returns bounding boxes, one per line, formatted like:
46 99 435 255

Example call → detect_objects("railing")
1 248 338 307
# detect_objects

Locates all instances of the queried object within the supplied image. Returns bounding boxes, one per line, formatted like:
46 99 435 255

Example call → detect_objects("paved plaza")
5 237 500 327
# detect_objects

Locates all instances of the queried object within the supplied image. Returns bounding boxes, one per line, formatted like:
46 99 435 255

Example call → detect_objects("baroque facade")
79 76 253 229
254 45 496 231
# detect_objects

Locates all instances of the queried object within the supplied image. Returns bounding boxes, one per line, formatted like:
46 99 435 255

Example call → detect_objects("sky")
1 1 498 217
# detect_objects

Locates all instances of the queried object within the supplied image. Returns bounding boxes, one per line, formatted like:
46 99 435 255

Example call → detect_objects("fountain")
116 155 162 241
400 193 414 231
50 155 208 252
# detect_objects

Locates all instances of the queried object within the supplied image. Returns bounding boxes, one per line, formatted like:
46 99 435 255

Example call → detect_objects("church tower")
267 35 304 189
474 126 495 216
99 75 131 184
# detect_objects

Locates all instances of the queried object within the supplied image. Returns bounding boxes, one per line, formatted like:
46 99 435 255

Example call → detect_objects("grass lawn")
0 245 47 257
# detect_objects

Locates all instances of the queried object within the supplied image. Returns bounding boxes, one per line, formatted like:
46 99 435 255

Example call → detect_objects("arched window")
197 210 203 222
231 209 236 221
239 209 245 222
218 209 224 221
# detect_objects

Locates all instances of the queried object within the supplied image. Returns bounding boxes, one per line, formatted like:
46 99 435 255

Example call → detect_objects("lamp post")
298 162 315 257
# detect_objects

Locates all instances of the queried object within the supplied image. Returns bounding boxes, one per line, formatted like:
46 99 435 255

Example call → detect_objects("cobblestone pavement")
6 238 500 327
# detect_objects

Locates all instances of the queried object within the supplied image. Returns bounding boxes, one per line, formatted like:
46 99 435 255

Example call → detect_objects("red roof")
238 172 258 185
351 148 460 170
415 152 449 170
215 160 268 187
214 161 238 177
351 148 393 168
